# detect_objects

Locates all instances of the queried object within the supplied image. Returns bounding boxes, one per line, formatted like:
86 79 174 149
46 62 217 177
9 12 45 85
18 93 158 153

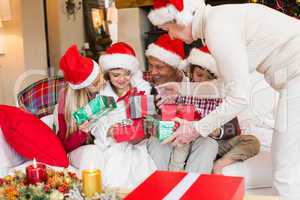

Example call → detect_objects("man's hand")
156 95 178 107
155 82 181 96
162 118 200 146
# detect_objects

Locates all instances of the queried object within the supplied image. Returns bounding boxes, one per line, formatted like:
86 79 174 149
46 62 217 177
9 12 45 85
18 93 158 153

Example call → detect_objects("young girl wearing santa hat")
89 42 156 188
53 45 106 172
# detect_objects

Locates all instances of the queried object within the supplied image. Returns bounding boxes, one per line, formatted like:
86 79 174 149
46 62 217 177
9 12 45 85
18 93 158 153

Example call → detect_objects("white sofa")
1 72 277 195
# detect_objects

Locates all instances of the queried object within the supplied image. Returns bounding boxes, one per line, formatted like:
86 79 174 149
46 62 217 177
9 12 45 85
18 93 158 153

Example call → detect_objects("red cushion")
0 105 69 167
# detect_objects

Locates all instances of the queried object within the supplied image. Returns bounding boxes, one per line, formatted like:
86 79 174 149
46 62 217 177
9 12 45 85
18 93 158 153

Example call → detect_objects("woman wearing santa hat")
53 45 106 171
88 42 156 188
148 0 300 199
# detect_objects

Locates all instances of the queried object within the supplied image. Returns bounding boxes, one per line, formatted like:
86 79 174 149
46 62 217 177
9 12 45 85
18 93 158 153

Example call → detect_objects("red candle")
26 158 47 185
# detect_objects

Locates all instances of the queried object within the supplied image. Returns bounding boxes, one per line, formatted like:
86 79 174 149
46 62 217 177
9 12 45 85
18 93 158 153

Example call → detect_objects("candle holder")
26 159 47 185
82 169 102 198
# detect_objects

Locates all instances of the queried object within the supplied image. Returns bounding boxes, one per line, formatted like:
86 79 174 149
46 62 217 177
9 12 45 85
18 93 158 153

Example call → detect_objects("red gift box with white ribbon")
124 171 244 200
113 119 145 143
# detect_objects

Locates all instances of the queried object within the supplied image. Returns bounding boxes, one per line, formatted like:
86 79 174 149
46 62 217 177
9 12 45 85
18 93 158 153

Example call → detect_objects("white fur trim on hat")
145 43 182 68
148 0 203 26
99 53 139 72
69 60 100 90
148 4 177 26
188 48 218 76
178 59 189 70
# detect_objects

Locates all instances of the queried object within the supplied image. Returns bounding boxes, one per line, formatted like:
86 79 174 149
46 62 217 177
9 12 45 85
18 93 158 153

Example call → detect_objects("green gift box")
143 116 175 142
72 95 117 125
157 121 175 142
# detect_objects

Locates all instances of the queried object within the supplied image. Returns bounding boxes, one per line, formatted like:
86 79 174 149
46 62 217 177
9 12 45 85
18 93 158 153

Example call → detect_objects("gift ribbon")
163 173 201 200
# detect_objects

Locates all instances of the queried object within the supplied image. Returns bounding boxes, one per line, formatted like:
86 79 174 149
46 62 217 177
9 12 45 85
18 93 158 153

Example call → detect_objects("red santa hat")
99 42 139 73
188 46 218 77
60 45 100 90
145 34 187 70
148 0 203 26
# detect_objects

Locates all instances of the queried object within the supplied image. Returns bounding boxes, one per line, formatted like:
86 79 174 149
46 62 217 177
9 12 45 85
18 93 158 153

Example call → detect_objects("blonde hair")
64 85 90 139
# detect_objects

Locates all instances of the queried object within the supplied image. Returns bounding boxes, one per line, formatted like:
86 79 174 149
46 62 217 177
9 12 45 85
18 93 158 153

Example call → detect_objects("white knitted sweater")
191 3 300 137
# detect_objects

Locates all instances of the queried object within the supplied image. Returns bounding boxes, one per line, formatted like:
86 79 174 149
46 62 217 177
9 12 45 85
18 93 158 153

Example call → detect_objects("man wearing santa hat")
145 34 219 173
148 0 300 199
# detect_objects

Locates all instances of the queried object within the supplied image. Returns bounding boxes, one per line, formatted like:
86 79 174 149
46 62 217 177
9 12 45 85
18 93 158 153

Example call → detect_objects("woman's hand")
162 118 200 146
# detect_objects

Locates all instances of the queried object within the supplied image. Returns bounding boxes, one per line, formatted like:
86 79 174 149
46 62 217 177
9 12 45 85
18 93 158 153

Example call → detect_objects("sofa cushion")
223 150 272 189
0 127 25 177
0 105 69 167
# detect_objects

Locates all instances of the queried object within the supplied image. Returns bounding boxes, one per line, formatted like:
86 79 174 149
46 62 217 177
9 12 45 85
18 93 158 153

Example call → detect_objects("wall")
46 0 85 73
118 8 150 70
0 0 25 105
0 0 47 105
21 0 47 70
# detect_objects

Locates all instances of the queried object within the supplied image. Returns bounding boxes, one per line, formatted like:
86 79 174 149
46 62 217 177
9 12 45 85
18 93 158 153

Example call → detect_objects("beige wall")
0 0 25 105
118 8 150 70
0 0 47 105
21 0 47 70
46 0 85 73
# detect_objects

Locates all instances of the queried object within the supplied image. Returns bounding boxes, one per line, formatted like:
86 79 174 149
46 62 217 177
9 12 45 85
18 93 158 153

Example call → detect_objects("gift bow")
117 87 146 119
117 87 145 103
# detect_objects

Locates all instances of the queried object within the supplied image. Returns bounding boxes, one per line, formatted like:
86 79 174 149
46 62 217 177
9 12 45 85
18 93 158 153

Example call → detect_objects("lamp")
65 0 82 20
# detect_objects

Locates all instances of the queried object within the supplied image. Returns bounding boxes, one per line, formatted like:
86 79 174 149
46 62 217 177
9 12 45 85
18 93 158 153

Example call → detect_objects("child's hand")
107 124 119 137
79 121 92 133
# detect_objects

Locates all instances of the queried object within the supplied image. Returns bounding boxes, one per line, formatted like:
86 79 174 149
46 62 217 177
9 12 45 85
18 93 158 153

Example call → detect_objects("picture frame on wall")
83 0 112 60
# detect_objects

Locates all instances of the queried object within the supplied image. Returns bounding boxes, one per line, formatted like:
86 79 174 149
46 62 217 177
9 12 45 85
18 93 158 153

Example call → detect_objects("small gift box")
143 116 179 142
73 95 117 125
129 95 156 119
113 119 145 143
125 171 245 200
117 87 156 119
160 104 201 121
157 121 177 142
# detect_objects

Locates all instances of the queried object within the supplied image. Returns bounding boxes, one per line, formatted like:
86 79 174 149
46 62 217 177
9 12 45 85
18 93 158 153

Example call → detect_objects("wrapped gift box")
73 95 117 125
143 116 179 142
160 104 201 121
125 171 244 200
129 95 156 119
113 119 145 143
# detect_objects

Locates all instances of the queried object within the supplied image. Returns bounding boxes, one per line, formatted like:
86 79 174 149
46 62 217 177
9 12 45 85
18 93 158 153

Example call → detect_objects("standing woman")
148 0 300 199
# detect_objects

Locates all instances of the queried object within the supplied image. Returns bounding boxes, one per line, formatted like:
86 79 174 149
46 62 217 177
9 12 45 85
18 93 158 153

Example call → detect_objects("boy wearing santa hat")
187 46 260 174
148 0 300 198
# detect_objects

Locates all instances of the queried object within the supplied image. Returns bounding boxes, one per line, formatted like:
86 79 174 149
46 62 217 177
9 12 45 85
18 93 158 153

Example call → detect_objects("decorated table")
0 159 124 200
